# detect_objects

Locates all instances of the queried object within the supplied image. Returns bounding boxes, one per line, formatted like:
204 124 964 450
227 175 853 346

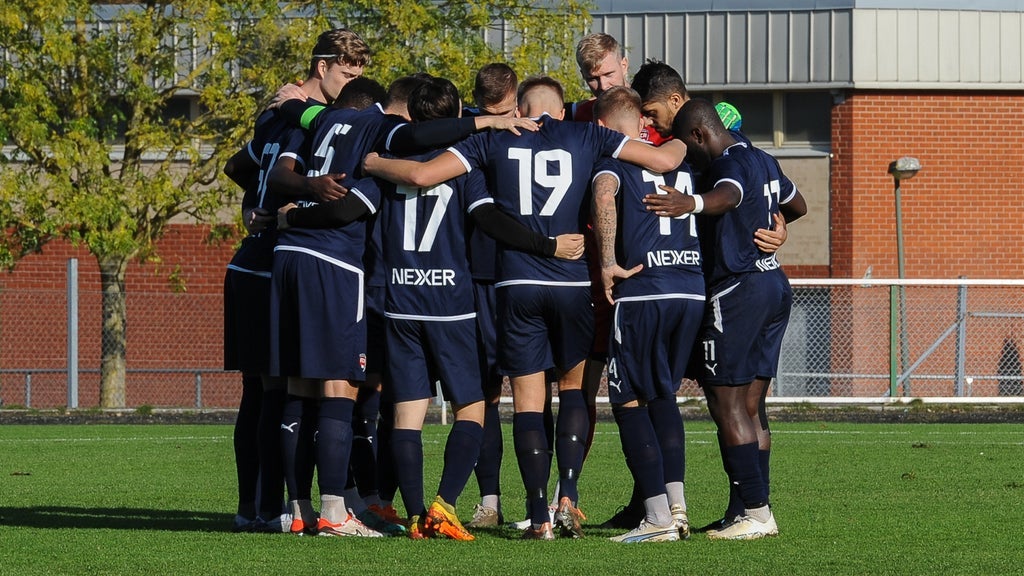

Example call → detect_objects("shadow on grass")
0 506 232 531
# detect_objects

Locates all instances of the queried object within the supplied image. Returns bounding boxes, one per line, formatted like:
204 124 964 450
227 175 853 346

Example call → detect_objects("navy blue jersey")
698 142 798 287
449 116 628 286
228 109 309 274
593 156 704 300
460 107 499 281
275 105 398 269
379 150 493 319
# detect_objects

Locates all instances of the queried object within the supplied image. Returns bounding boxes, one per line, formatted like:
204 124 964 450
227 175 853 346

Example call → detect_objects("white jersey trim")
615 293 705 304
495 279 591 288
448 147 473 173
714 177 744 207
280 151 305 172
384 118 405 153
384 312 477 322
591 169 621 195
780 184 799 205
350 187 377 215
609 135 629 159
273 245 365 322
245 142 257 163
226 264 272 278
467 197 495 213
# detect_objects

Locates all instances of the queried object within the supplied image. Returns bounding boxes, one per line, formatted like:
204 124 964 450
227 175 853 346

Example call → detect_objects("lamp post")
888 157 921 396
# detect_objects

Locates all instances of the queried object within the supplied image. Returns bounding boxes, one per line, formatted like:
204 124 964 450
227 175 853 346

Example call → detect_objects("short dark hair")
409 77 462 122
333 77 387 110
630 59 687 103
516 75 564 106
673 98 726 139
383 73 433 110
473 63 518 108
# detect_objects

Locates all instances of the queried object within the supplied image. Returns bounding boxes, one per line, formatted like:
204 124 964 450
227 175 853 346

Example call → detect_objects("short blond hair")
575 33 622 74
593 85 642 126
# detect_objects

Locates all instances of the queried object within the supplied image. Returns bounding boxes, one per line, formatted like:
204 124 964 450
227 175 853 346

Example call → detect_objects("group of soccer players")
223 27 806 543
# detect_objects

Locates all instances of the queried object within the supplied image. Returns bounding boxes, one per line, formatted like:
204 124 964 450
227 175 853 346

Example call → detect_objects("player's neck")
300 78 328 105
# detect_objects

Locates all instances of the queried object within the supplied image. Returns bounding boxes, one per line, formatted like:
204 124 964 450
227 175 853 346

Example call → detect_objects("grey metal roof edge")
852 81 1024 90
690 83 855 92
591 1 1024 13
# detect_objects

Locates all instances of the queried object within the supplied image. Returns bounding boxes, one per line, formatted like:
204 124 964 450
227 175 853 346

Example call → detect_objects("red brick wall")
832 90 1024 280
0 226 240 408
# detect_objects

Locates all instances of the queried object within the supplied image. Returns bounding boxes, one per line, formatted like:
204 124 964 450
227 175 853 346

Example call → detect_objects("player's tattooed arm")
592 172 642 305
754 212 787 253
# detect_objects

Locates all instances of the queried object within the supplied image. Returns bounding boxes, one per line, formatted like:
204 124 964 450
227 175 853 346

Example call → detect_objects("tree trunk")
98 254 129 408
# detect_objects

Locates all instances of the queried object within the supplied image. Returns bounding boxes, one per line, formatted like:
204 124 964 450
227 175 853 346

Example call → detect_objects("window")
703 90 832 150
784 92 831 146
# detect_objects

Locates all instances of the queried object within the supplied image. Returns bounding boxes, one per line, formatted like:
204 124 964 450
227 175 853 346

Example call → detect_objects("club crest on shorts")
359 353 367 372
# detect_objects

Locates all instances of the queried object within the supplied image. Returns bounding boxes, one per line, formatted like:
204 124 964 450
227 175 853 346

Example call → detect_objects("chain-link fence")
779 279 1024 399
2 271 1022 409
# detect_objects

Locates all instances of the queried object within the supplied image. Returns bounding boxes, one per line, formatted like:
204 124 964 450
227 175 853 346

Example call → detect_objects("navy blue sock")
234 374 262 511
647 396 685 485
295 398 318 500
555 389 589 504
438 420 484 505
376 399 398 502
392 428 425 518
350 388 380 497
256 387 286 518
612 404 665 500
760 449 771 498
316 397 355 497
719 431 744 518
722 441 767 509
280 394 305 501
474 401 503 498
513 411 551 526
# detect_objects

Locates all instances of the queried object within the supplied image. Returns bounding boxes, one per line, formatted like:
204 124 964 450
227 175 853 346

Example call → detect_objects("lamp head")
888 156 921 181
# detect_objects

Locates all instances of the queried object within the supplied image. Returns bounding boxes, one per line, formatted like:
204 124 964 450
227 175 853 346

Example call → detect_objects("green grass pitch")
1 421 1021 575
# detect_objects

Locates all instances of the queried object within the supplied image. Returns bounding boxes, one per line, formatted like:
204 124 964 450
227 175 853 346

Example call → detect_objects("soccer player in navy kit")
645 99 807 540
462 63 519 530
221 28 368 534
589 86 705 543
364 75 686 539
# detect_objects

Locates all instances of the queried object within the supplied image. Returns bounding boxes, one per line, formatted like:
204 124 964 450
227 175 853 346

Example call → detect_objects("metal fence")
779 279 1024 400
2 272 1023 409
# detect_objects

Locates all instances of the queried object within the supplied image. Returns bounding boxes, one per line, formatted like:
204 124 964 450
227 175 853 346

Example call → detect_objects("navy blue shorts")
365 285 386 376
270 249 367 381
473 281 503 397
606 296 704 404
223 267 272 373
496 284 593 377
697 270 792 386
384 317 484 406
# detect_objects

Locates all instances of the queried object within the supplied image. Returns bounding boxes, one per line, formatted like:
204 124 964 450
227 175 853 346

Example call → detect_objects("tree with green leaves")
0 0 591 408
